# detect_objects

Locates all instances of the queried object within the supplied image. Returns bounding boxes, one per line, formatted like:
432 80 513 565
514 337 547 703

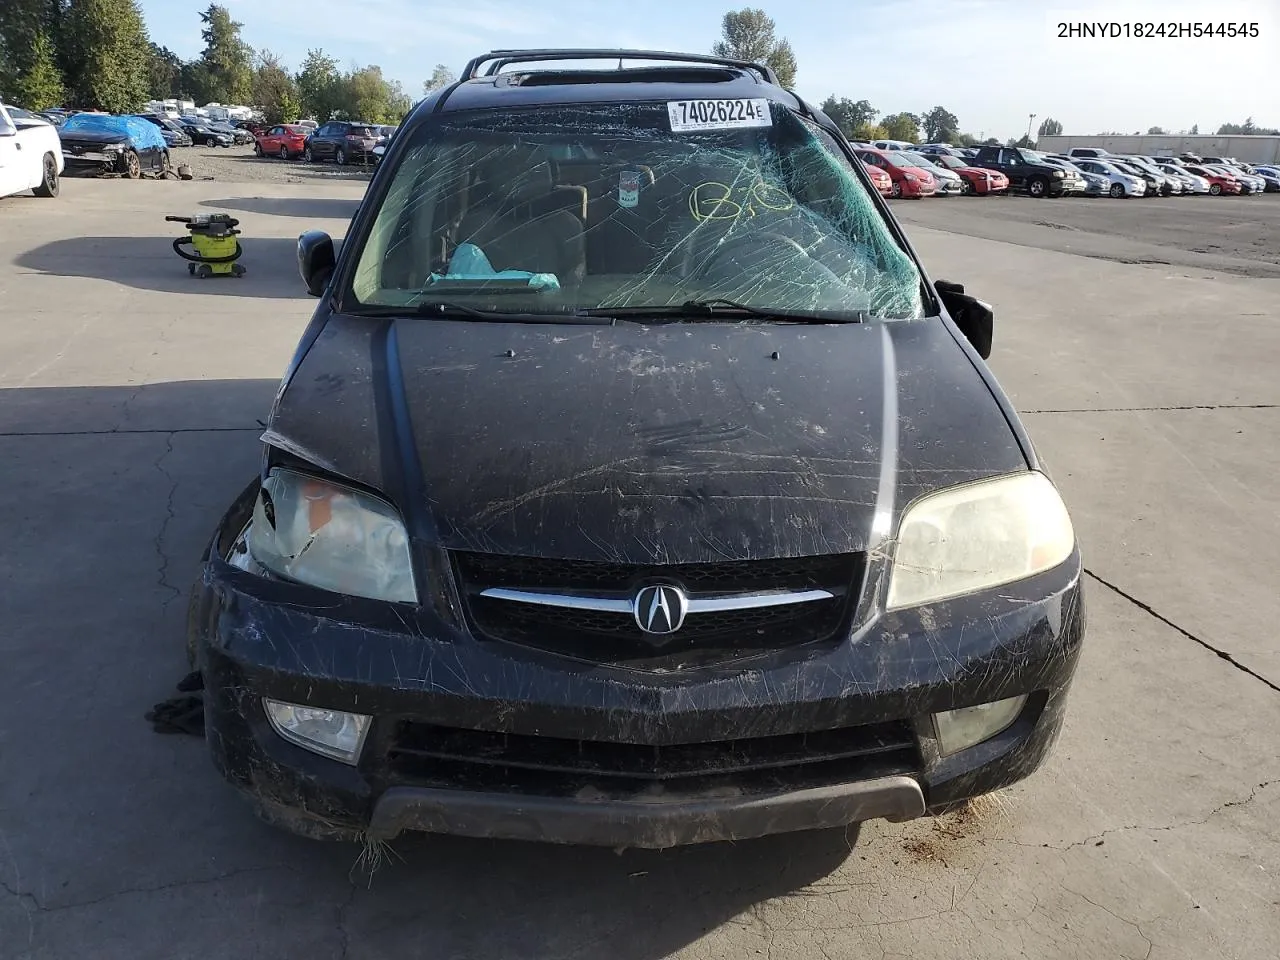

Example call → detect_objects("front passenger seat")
455 148 586 289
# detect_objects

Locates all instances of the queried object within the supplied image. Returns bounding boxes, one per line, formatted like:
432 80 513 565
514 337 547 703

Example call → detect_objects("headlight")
904 173 918 182
933 695 1028 756
247 468 417 603
103 142 124 152
886 472 1075 610
1051 170 1065 178
264 699 370 764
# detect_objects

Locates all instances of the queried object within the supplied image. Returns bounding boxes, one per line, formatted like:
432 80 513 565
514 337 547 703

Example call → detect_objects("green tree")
955 131 978 147
12 30 65 109
252 50 301 124
921 106 959 143
1146 126 1166 135
423 63 453 95
819 96 876 138
1015 133 1035 148
1189 123 1198 134
191 4 253 103
712 8 797 88
296 48 340 120
860 123 888 142
62 0 150 112
147 43 184 99
1036 117 1062 138
334 64 409 122
879 112 920 142
0 0 63 103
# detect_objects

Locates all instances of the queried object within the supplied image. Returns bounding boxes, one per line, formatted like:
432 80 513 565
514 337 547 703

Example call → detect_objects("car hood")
264 317 1027 564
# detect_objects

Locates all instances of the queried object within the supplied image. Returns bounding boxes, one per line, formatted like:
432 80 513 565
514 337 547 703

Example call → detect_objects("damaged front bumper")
190 482 1085 848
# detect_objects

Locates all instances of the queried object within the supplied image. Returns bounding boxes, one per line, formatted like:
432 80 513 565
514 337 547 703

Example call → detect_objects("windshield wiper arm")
578 298 867 323
348 301 605 324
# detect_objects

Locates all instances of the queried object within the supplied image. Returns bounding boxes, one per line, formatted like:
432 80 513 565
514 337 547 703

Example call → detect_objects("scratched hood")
267 316 1028 564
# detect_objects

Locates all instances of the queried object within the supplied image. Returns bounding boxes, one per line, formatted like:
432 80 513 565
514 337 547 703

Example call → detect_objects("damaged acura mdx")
187 49 1085 848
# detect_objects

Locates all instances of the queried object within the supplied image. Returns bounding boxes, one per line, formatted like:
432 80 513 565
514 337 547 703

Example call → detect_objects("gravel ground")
62 144 379 185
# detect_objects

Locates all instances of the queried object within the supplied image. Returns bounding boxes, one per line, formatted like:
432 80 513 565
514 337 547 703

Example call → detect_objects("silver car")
1117 156 1180 195
1066 158 1147 197
1156 163 1209 194
901 151 965 195
1040 156 1109 196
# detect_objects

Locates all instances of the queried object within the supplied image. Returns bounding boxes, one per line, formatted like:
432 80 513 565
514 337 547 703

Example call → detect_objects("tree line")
0 0 454 124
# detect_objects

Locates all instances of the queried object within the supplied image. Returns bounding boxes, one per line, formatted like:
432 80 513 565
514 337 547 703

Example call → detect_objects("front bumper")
191 482 1086 847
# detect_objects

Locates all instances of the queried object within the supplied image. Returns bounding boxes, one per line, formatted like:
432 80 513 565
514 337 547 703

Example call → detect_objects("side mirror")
298 230 335 298
935 280 994 359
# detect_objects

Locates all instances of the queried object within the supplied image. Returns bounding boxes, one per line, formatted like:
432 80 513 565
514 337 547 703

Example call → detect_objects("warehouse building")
1037 134 1280 164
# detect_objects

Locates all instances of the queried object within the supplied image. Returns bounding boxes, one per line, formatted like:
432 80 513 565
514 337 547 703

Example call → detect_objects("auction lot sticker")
668 99 772 132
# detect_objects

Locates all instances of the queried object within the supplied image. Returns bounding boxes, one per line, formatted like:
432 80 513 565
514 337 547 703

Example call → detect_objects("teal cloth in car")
428 243 560 290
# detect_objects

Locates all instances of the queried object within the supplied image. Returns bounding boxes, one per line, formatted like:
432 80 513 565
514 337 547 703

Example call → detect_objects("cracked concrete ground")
1 180 1277 959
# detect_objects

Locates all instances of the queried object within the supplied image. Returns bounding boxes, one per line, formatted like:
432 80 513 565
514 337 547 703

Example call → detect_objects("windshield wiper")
577 298 867 323
349 301 605 325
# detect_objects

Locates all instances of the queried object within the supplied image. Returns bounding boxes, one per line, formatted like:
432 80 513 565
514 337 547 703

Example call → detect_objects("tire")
303 146 314 163
960 179 973 195
891 180 902 198
254 142 263 157
32 152 59 198
279 146 289 160
1209 183 1222 195
1109 183 1124 198
159 150 171 174
1027 176 1048 197
123 149 141 179
335 148 347 166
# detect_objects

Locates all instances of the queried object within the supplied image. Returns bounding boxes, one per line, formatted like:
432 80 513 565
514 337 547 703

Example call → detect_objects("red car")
254 124 311 160
929 154 1009 195
1184 164 1243 195
852 147 937 198
861 160 893 197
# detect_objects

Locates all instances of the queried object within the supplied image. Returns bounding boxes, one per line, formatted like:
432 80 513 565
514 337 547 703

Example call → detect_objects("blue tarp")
60 113 166 151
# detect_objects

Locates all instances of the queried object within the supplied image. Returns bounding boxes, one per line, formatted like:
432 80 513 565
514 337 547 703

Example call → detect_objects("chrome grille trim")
478 587 835 613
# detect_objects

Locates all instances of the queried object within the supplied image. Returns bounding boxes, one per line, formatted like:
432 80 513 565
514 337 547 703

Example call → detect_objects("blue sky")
138 0 1279 138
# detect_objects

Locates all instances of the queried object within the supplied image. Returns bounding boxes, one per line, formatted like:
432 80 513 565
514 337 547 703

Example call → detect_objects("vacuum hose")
171 236 243 264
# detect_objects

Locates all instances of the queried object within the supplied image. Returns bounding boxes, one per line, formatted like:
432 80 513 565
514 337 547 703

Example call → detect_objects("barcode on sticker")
668 99 772 132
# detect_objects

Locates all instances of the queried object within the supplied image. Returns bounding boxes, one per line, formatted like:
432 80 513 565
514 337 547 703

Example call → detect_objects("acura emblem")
633 584 688 635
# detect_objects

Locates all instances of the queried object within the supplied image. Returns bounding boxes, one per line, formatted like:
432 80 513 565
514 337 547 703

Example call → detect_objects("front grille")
451 551 863 666
387 719 919 797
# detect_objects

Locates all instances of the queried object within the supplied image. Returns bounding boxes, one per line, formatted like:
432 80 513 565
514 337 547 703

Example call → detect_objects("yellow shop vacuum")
167 213 246 278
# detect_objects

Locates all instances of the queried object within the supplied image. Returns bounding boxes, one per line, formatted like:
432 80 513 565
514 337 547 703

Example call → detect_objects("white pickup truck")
0 102 63 199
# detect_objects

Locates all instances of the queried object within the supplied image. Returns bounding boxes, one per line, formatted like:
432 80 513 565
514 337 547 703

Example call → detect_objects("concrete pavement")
1 179 1276 959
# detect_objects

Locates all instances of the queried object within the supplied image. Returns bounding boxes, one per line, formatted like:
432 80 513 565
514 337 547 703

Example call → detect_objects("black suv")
187 48 1085 850
177 116 233 147
970 145 1068 197
302 120 380 164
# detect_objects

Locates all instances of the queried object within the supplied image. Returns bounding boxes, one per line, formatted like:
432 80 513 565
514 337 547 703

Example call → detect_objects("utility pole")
1027 113 1037 142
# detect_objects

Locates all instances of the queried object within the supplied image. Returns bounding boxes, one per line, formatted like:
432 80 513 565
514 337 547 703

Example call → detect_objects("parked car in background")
870 138 915 151
255 124 310 160
208 119 255 145
900 151 964 195
915 143 963 157
1063 157 1147 197
1067 147 1111 159
1105 158 1165 197
1116 156 1181 195
1203 163 1263 194
1154 163 1208 194
0 101 63 198
303 120 381 164
177 117 234 147
1182 164 1242 194
928 153 1009 194
1026 152 1087 194
1037 155 1109 196
1253 165 1280 192
134 114 193 148
850 146 938 197
58 112 169 178
859 160 894 196
969 145 1068 197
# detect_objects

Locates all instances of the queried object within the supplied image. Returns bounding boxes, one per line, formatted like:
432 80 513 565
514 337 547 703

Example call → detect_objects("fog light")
263 699 370 765
932 695 1028 757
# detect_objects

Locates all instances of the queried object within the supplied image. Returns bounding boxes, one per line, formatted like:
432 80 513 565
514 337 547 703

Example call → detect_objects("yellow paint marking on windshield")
690 180 795 222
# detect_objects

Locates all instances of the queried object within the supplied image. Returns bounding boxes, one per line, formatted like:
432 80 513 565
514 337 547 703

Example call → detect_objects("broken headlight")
886 471 1075 610
246 468 417 603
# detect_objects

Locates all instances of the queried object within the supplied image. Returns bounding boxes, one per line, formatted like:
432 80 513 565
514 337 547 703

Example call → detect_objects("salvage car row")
859 140 1279 199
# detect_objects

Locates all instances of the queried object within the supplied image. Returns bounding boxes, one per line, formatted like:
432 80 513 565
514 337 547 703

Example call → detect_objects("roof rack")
460 49 780 87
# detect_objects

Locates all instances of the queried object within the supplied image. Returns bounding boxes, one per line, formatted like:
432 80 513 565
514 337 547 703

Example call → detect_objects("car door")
265 126 283 151
995 148 1023 186
0 109 23 197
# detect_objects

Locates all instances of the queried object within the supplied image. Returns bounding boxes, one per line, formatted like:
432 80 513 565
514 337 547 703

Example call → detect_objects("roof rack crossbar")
460 49 779 86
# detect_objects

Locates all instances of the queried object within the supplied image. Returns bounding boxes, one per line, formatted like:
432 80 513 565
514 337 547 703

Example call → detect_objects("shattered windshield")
349 102 924 319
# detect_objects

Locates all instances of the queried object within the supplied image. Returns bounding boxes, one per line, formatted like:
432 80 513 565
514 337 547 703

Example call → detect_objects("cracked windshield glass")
350 101 924 318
